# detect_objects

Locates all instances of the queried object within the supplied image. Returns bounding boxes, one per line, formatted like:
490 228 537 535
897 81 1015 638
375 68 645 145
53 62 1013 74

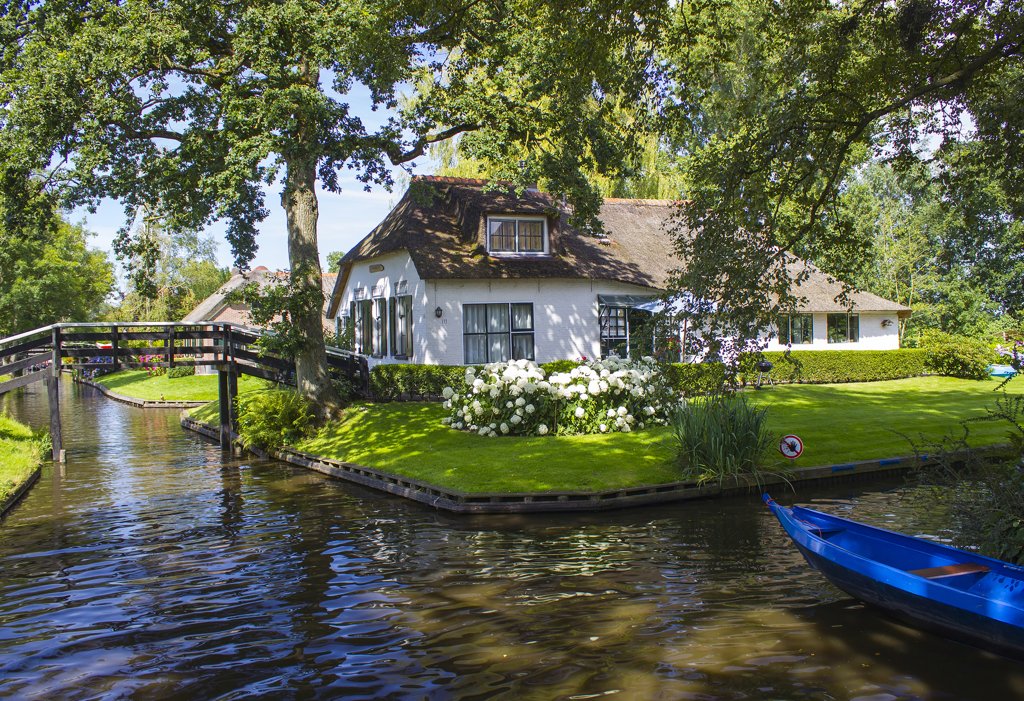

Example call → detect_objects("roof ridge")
413 175 494 186
603 197 682 205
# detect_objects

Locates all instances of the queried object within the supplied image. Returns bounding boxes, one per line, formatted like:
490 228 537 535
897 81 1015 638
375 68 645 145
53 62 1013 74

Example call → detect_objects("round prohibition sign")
779 434 804 459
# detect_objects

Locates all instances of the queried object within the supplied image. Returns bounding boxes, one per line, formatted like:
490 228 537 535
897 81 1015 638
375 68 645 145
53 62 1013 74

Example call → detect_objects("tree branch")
386 123 480 165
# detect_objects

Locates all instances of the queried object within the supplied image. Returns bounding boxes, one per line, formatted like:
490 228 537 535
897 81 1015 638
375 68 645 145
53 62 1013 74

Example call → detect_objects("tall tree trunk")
282 153 339 416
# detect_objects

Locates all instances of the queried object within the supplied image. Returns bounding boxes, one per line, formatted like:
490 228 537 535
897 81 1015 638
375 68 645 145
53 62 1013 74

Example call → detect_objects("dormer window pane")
519 221 544 252
489 220 517 252
487 217 547 254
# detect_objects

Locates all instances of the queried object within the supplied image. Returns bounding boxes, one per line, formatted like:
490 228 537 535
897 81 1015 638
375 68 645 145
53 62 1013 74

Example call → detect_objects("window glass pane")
511 303 533 331
779 318 791 345
799 315 814 344
512 333 534 360
489 220 516 251
849 315 859 342
600 307 628 339
488 333 510 362
465 335 487 364
518 221 544 251
827 313 848 343
487 303 509 332
464 304 486 333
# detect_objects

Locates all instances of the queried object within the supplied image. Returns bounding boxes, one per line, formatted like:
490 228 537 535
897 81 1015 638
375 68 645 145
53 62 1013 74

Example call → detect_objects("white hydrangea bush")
441 357 677 437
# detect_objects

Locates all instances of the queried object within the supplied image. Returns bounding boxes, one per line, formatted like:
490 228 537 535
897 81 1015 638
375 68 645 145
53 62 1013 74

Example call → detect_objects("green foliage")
236 389 318 451
539 359 583 374
0 196 114 335
166 366 196 379
443 358 675 437
671 394 776 487
664 362 728 395
665 0 1024 356
112 221 228 322
370 364 471 402
238 273 324 360
748 349 929 385
922 334 995 380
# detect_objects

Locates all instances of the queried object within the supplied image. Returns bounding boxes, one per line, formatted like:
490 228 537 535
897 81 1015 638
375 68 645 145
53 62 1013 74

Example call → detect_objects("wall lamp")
881 319 894 328
435 306 444 318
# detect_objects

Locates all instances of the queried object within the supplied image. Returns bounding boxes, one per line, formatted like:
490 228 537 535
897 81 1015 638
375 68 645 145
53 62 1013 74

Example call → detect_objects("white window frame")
486 216 549 255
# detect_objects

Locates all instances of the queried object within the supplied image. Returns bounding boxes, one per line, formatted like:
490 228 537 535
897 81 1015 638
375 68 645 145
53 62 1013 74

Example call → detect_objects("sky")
70 81 433 281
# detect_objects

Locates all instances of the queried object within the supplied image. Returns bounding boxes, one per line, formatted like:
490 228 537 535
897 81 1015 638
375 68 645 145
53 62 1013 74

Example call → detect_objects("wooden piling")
48 326 64 462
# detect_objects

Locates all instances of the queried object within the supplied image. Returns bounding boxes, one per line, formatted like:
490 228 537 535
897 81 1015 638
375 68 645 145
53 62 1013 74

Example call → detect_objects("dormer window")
487 216 547 254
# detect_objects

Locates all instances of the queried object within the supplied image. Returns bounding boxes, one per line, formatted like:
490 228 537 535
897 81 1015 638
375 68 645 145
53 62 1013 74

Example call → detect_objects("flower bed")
442 357 676 437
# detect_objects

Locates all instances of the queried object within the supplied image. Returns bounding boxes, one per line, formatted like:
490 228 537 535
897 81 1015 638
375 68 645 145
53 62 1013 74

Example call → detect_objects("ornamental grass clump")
671 393 775 486
441 357 676 437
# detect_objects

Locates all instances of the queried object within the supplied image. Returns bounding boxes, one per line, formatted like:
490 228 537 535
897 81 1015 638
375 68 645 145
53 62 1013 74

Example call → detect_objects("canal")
0 382 1020 699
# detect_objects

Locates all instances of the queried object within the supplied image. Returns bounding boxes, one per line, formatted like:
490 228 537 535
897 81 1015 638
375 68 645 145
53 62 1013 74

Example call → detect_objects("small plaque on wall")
368 263 385 273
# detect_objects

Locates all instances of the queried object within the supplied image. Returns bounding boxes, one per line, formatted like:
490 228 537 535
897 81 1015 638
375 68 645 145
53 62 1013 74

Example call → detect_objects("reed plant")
671 393 775 486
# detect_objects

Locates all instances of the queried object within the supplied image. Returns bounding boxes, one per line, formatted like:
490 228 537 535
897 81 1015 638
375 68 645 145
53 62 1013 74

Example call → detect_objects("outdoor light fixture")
435 306 443 318
881 319 893 328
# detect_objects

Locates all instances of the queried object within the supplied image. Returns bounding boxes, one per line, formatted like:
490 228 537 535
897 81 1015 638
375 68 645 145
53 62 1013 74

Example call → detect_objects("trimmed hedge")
370 364 469 402
741 349 929 385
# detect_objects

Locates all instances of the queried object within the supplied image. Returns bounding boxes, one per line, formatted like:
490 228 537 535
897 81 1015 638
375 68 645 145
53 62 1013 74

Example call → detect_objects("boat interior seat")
907 563 990 580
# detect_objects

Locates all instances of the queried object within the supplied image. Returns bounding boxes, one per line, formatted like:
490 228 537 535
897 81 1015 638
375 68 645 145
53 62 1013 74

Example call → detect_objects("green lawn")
189 376 1023 493
0 414 45 507
754 376 1023 468
95 370 266 402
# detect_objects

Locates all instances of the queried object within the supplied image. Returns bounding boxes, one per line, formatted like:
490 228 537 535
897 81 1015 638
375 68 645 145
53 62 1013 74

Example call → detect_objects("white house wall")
337 253 903 366
762 312 901 351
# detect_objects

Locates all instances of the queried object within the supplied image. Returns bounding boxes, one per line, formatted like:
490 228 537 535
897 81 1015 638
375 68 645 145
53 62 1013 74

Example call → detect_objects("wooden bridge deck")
0 322 369 460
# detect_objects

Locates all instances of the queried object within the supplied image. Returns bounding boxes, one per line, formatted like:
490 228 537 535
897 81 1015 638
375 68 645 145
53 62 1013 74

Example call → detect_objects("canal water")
0 382 1020 700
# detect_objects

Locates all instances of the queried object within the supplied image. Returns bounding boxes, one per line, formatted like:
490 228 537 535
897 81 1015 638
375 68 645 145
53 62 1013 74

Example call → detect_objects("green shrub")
443 357 676 436
167 366 196 379
923 335 994 380
739 349 928 385
235 389 317 450
671 394 776 486
369 364 470 401
540 359 582 374
664 362 728 396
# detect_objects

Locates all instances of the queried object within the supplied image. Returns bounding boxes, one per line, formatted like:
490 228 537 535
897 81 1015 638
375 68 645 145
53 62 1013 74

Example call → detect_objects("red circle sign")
780 434 804 459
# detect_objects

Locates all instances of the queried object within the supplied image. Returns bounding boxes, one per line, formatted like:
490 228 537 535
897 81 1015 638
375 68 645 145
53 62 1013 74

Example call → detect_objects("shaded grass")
189 376 1023 493
0 414 45 506
95 370 265 402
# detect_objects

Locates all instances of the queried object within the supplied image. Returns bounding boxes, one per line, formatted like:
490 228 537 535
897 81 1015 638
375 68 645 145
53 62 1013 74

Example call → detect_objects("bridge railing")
0 322 371 459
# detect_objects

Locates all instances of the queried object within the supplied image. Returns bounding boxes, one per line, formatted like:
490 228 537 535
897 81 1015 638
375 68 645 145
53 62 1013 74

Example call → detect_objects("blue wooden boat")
764 494 1024 659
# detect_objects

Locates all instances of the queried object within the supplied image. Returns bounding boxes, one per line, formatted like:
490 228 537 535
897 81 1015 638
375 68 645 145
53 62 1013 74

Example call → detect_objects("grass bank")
189 376 1022 493
0 414 46 508
94 370 265 402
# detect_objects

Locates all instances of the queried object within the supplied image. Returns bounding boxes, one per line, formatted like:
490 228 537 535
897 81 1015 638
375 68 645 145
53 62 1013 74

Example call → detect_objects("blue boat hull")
765 495 1024 660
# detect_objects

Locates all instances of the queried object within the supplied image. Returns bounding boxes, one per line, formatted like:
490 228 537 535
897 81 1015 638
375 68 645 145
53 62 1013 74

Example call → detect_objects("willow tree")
0 0 668 411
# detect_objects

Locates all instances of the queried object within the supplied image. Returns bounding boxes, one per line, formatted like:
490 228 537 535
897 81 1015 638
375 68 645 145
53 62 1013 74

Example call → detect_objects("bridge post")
217 324 238 449
48 326 65 463
111 324 120 372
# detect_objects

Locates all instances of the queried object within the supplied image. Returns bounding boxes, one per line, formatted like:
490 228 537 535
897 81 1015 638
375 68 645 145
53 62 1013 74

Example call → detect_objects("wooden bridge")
0 322 369 460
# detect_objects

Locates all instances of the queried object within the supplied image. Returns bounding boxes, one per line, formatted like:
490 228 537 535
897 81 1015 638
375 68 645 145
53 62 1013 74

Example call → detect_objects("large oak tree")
0 0 668 410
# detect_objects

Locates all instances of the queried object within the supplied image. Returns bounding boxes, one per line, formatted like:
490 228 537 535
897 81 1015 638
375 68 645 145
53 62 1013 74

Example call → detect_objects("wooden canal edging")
0 466 42 520
179 411 980 514
0 322 370 459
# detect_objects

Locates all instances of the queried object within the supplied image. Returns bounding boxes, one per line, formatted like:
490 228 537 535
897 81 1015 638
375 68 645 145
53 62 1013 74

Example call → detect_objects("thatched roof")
330 176 910 317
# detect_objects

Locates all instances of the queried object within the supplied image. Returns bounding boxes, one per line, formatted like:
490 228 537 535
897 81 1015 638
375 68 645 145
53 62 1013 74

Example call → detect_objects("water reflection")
0 382 1021 700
